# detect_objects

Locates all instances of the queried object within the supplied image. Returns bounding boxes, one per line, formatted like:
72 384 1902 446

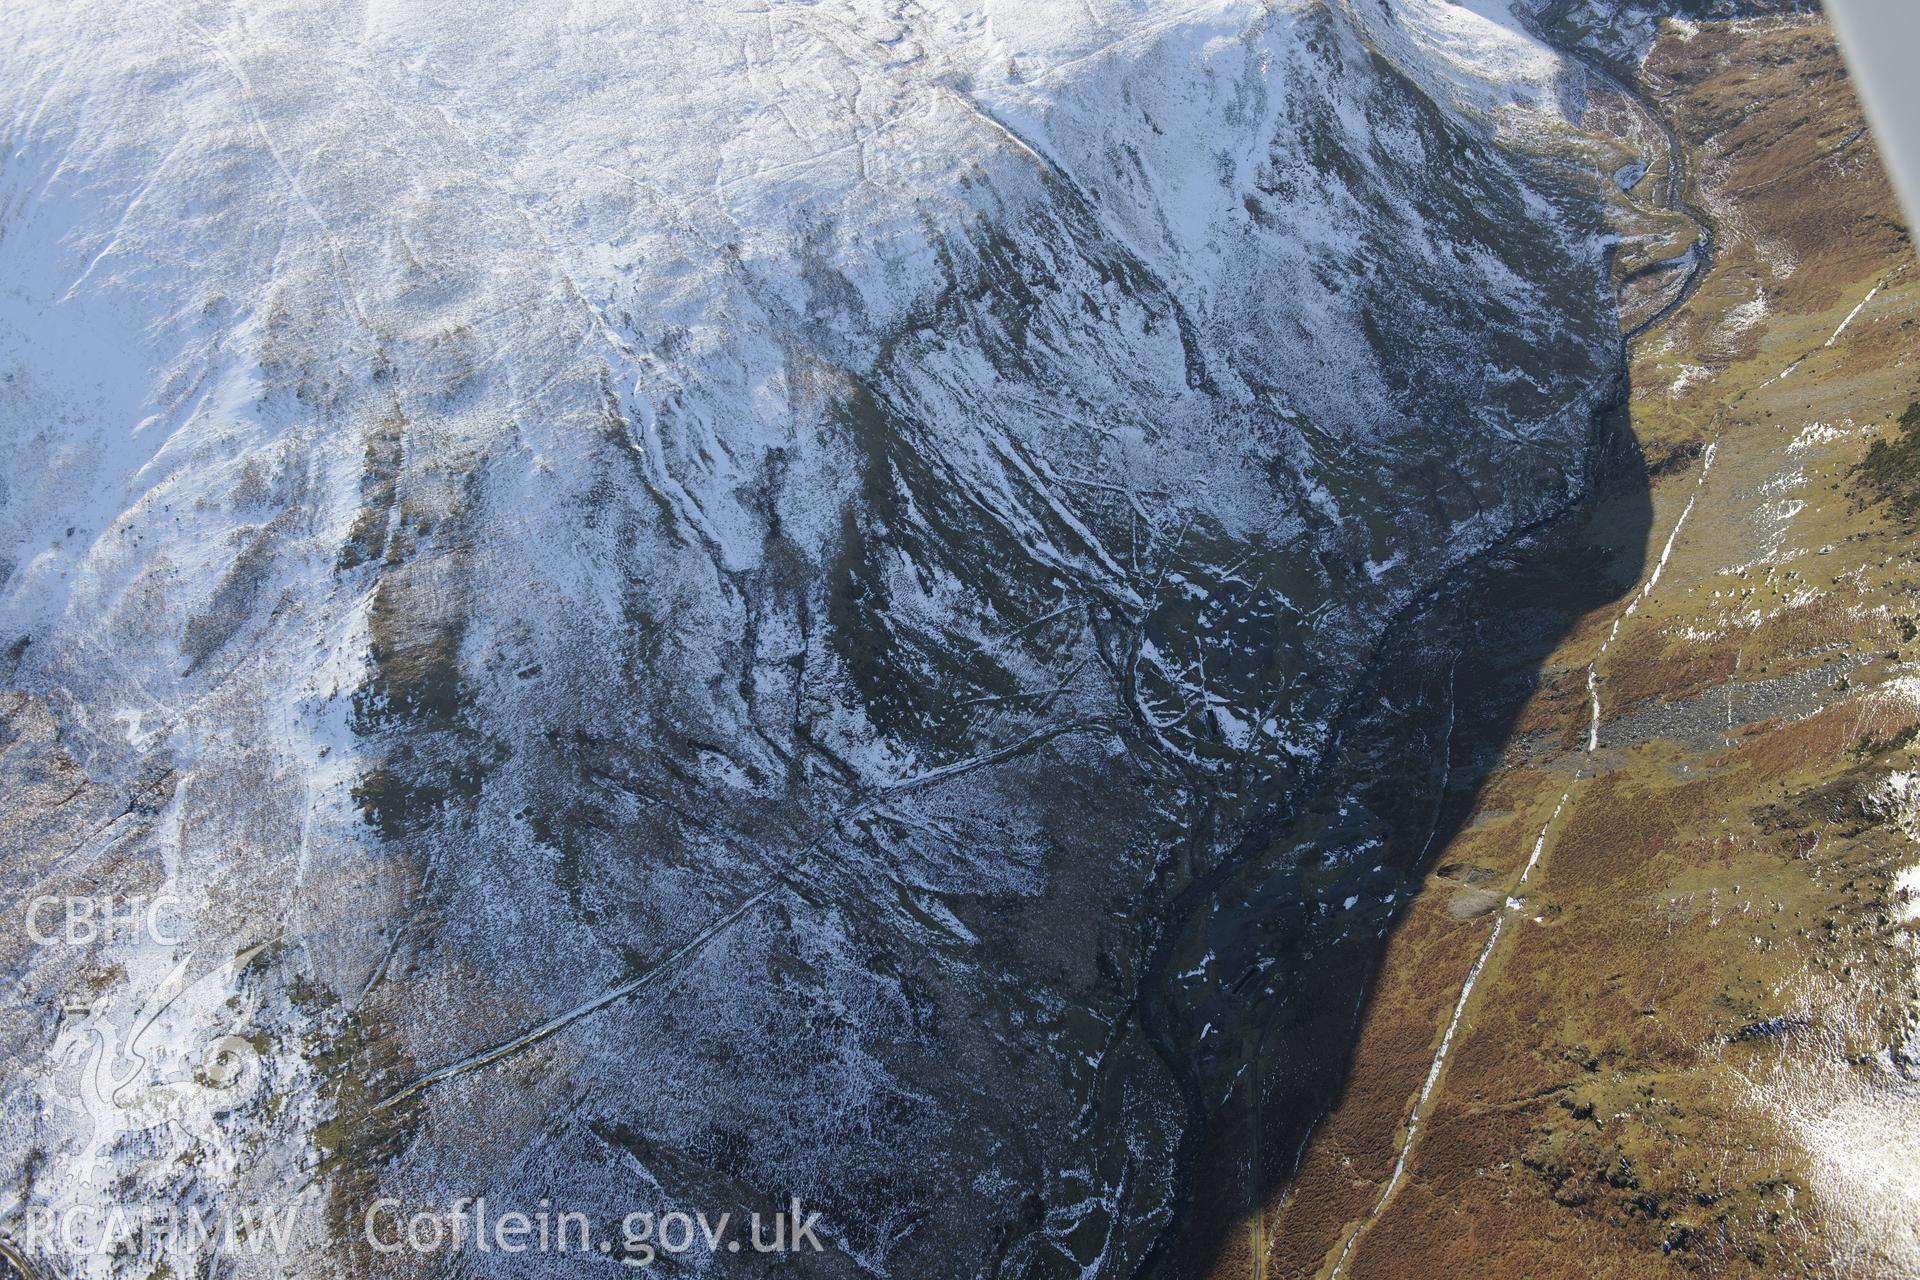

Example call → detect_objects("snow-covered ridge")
1 2 1618 1275
4 0 1580 643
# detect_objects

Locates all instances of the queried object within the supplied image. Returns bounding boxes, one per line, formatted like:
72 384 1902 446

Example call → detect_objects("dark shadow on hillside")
1139 375 1657 1280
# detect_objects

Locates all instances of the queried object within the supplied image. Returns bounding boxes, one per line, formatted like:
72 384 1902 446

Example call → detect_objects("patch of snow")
1790 422 1848 452
1721 291 1769 337
1668 362 1711 398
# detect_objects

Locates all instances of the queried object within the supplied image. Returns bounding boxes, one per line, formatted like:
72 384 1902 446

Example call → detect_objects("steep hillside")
0 2 1631 1277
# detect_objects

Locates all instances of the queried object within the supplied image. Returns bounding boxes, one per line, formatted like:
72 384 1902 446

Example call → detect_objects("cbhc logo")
26 895 183 946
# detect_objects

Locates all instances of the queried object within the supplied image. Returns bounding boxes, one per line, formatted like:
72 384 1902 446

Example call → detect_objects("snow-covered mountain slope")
0 1 1621 1275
